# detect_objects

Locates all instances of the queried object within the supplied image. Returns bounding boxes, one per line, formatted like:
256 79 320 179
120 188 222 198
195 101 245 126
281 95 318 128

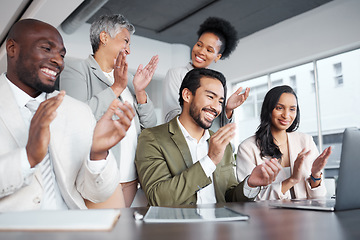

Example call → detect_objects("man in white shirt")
135 68 282 206
0 18 135 211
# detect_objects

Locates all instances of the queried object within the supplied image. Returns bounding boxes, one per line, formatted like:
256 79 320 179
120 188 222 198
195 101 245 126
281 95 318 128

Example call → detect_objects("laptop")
270 127 360 211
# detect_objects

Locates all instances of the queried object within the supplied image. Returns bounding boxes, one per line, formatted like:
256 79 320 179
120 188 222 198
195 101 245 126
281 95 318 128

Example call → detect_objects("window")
333 62 344 86
232 48 360 178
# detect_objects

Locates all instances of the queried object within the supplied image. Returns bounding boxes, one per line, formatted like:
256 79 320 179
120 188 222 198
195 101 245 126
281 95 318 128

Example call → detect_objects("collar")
186 62 194 71
176 117 210 143
5 75 47 108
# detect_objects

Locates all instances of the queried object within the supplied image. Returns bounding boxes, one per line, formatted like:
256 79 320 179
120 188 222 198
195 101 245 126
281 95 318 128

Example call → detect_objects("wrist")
225 108 233 119
111 84 125 97
288 176 300 185
135 90 147 104
311 172 322 179
90 150 108 161
310 173 322 182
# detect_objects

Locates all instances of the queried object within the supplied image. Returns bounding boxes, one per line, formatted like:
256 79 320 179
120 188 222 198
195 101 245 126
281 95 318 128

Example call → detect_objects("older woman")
60 14 158 207
236 85 331 200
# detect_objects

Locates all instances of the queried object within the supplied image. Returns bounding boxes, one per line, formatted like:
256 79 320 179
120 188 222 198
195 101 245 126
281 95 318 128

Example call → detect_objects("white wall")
212 0 360 84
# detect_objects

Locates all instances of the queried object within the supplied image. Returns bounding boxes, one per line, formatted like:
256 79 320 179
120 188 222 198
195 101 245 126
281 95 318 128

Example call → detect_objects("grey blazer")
0 74 120 211
60 55 157 165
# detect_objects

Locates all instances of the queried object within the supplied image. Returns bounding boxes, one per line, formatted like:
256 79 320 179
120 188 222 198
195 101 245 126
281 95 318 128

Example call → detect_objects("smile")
203 109 218 122
41 67 58 80
195 55 205 63
279 119 290 125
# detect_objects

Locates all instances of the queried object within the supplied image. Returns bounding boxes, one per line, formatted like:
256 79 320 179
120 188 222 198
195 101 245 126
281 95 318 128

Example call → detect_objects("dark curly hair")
255 85 300 159
197 17 239 59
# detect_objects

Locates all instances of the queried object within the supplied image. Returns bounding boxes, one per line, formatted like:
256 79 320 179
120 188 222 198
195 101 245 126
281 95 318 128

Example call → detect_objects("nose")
125 45 130 55
50 53 64 69
199 46 206 55
282 109 290 118
210 99 222 116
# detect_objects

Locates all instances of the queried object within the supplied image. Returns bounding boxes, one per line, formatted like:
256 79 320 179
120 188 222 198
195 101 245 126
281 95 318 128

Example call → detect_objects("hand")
26 91 65 167
133 55 159 104
225 87 250 119
207 123 236 165
311 146 332 177
90 99 135 160
290 148 311 183
247 158 282 187
112 50 128 96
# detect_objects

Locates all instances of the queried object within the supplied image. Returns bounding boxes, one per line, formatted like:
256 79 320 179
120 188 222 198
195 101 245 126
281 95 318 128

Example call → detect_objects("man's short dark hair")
179 68 227 107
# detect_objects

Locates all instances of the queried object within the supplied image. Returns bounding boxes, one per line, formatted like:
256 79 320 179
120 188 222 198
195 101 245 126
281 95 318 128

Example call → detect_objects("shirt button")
33 197 41 204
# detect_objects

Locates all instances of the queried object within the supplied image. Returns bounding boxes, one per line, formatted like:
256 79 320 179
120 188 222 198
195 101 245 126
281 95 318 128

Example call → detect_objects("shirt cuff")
199 155 216 177
243 175 261 198
22 148 35 178
87 159 107 174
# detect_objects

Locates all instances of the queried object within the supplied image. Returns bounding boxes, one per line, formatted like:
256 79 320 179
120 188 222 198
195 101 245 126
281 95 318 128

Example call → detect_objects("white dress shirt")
176 118 259 204
103 70 138 182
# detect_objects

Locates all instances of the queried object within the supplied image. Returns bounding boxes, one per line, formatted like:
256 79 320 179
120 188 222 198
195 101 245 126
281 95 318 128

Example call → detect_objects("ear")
214 53 222 63
6 38 18 58
182 88 193 104
99 31 108 46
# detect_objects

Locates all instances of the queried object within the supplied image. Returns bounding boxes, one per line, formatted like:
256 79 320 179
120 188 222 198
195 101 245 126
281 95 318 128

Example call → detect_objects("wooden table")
1 201 359 240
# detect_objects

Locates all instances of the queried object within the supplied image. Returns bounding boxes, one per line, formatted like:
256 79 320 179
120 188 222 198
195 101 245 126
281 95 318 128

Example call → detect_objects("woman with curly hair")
236 85 332 200
162 17 250 130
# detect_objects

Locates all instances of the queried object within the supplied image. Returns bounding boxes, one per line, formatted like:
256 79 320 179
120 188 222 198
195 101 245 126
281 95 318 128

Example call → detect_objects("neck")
178 114 205 142
6 72 41 98
93 50 113 73
271 128 287 146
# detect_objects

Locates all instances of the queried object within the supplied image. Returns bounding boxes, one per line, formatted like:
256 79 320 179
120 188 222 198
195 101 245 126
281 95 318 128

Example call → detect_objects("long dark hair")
255 85 300 159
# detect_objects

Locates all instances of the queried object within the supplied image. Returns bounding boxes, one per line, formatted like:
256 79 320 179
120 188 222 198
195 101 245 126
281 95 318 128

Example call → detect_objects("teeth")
41 68 57 77
205 111 215 120
196 56 204 62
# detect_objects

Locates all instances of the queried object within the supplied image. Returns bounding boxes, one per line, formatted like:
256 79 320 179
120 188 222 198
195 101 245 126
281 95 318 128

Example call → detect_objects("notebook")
270 127 360 211
143 206 249 223
0 209 121 231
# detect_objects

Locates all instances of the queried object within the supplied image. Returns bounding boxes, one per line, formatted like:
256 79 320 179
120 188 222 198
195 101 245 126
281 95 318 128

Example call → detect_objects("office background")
0 0 359 180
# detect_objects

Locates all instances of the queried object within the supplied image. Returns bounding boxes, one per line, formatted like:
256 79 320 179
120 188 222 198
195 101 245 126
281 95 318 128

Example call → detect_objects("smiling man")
135 68 282 206
0 19 135 211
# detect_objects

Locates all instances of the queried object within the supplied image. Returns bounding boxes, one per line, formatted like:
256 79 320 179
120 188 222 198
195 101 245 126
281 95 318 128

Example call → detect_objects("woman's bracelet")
310 173 322 182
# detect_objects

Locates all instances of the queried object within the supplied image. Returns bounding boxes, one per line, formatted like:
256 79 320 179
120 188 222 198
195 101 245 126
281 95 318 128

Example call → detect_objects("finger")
118 101 135 120
114 109 132 131
212 123 236 140
135 64 143 75
260 163 276 183
101 99 121 120
35 91 65 121
234 87 243 95
266 158 282 175
242 87 250 100
112 120 127 138
145 56 159 74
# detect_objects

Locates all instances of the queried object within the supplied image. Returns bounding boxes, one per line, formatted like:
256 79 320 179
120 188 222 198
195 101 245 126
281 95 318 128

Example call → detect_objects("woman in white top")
162 17 249 130
236 85 332 200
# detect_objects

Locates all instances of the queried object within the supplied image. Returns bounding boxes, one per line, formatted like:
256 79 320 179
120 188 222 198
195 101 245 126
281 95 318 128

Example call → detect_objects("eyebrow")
205 90 224 100
277 103 297 108
41 40 66 54
198 40 215 51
